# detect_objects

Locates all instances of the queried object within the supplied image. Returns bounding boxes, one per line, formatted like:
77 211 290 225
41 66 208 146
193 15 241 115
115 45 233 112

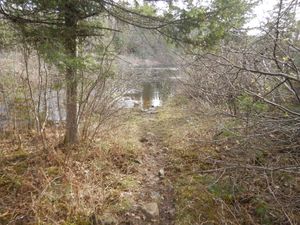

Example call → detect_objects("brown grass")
1 97 299 225
0 110 145 225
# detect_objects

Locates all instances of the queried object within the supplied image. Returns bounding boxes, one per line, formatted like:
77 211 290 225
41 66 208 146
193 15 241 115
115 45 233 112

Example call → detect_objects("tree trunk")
64 5 78 144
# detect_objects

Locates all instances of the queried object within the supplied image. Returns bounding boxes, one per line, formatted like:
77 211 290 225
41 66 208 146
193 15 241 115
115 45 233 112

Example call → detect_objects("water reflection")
142 82 162 109
120 68 178 110
122 79 173 110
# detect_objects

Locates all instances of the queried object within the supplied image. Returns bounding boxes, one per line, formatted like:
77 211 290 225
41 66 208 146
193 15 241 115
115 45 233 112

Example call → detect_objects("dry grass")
1 97 299 225
0 110 146 225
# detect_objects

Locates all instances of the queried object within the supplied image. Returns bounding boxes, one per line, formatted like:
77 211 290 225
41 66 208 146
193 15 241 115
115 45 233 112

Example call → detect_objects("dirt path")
121 111 176 225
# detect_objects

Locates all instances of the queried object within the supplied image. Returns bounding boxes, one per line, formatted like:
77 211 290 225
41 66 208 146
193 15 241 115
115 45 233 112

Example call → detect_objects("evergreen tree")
0 0 253 144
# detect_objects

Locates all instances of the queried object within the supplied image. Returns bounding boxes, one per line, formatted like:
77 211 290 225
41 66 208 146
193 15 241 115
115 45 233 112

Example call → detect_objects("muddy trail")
121 111 176 225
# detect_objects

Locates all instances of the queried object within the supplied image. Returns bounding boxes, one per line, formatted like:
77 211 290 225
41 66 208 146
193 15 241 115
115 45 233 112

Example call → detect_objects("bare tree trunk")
56 89 62 122
63 5 78 145
23 46 41 133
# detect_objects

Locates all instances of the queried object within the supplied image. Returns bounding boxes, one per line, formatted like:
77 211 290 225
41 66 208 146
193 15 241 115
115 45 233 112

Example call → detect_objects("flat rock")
140 202 159 220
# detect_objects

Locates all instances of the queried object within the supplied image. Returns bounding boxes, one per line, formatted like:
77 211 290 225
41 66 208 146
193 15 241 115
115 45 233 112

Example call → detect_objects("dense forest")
0 0 299 224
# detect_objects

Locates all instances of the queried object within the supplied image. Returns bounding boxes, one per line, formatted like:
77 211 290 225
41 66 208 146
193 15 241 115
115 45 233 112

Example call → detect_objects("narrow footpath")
121 110 176 225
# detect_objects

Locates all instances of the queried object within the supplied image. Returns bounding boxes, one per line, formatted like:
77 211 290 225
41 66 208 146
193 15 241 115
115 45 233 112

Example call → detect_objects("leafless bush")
0 34 136 145
180 1 300 223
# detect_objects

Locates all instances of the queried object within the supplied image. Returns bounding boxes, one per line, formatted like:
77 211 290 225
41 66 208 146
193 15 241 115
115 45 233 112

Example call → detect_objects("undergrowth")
155 96 300 225
1 96 299 225
0 110 145 225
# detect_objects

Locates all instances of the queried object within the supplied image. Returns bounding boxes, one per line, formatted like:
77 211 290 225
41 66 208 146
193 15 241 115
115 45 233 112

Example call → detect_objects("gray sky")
138 0 299 35
246 0 277 34
246 0 300 34
151 0 278 31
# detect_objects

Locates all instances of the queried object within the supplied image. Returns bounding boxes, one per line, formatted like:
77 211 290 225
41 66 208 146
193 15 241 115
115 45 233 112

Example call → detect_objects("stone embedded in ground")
140 202 159 220
161 147 169 152
158 168 165 178
100 213 118 225
139 137 148 143
150 191 161 201
168 208 176 216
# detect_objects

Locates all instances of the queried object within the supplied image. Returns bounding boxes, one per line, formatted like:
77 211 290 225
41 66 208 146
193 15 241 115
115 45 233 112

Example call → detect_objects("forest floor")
0 96 218 225
1 96 299 225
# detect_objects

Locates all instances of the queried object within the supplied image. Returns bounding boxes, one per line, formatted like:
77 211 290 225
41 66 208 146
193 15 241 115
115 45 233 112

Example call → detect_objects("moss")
203 175 243 204
12 161 28 175
7 149 29 163
115 196 135 212
254 150 268 165
175 174 221 224
254 199 272 225
237 94 268 113
118 175 139 190
104 191 134 215
46 166 61 176
221 129 236 138
208 183 234 203
0 174 22 191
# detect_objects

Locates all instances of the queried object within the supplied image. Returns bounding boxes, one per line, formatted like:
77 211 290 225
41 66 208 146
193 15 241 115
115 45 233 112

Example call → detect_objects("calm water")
122 68 177 110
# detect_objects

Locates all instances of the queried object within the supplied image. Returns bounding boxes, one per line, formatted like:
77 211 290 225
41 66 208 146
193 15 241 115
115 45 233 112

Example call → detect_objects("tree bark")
63 4 78 144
